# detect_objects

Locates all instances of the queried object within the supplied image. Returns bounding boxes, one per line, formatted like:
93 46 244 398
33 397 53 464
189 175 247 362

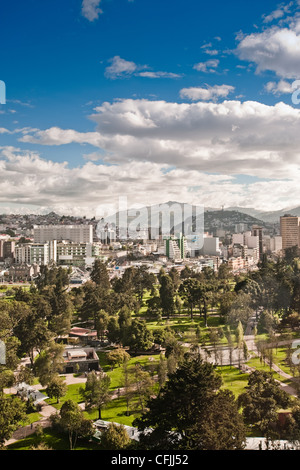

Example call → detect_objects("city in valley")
3 0 300 456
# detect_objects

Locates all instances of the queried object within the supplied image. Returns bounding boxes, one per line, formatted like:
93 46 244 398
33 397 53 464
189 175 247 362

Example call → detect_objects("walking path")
4 373 88 447
4 310 300 447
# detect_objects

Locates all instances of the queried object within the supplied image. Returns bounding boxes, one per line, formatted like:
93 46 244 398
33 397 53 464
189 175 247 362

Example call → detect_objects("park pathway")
4 373 88 447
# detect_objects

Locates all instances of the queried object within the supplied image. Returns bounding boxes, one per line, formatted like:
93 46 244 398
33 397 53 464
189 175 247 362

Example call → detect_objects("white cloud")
236 19 300 78
2 146 300 215
104 56 182 80
180 85 235 101
18 98 300 184
138 71 182 79
193 59 219 73
81 0 102 21
262 2 293 23
104 56 138 79
264 79 294 95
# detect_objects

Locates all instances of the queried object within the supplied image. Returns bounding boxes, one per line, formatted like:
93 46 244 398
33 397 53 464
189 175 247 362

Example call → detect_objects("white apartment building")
15 240 102 267
33 225 93 244
263 235 282 253
15 243 54 265
232 232 260 259
202 236 221 256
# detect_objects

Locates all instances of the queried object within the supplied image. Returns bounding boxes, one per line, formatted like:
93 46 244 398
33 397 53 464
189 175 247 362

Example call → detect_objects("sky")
1 0 300 216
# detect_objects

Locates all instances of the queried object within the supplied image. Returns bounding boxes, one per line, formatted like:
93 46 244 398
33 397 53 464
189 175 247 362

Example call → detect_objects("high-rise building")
33 225 93 244
252 225 263 259
280 215 300 251
164 234 188 260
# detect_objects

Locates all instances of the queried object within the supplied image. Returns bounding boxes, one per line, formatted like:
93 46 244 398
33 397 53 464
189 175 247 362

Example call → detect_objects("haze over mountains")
100 201 299 224
2 202 299 226
213 206 300 224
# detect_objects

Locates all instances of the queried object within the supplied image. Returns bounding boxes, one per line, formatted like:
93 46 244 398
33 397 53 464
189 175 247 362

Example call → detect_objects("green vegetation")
3 256 300 449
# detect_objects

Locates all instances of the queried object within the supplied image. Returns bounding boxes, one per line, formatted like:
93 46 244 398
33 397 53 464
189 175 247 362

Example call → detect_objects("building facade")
280 215 300 251
33 224 93 244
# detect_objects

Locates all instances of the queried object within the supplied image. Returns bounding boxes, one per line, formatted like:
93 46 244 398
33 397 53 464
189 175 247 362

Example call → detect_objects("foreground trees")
51 399 94 450
134 355 246 450
238 370 291 437
0 395 27 447
81 370 111 419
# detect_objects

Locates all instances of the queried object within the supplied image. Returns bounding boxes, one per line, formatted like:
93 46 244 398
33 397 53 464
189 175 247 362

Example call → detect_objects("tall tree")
134 355 245 450
81 370 111 419
159 275 175 319
58 399 90 450
90 260 111 290
238 370 291 436
0 395 27 448
34 342 65 387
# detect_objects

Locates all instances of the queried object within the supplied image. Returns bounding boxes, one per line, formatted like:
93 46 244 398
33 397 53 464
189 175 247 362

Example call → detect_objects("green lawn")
7 428 101 450
216 365 249 398
83 395 140 426
45 382 84 409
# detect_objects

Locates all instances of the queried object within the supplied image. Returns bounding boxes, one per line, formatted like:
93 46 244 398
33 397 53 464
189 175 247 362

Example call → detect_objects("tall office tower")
252 226 263 259
3 240 15 260
33 225 93 244
280 215 300 251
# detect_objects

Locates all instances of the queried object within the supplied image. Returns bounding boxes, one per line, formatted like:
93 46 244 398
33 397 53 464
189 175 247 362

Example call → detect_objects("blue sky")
1 0 300 216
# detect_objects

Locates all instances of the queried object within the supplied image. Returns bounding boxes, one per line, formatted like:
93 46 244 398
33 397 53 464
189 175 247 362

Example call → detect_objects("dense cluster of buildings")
0 210 288 283
9 207 300 283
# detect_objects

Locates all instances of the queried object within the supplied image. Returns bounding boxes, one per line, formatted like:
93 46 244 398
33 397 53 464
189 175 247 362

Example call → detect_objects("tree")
106 316 122 345
90 260 110 290
94 309 109 341
58 399 91 450
123 319 153 353
225 325 234 369
235 321 244 369
101 422 131 450
157 353 168 389
131 266 156 303
178 278 199 320
168 267 181 291
46 375 67 403
34 342 65 387
227 292 253 328
0 395 27 448
238 370 291 436
159 275 175 319
132 364 154 414
106 348 130 369
193 389 246 450
134 355 245 450
81 370 111 419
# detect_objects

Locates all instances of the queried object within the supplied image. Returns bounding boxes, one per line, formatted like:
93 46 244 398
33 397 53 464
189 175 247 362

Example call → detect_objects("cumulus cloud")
236 19 300 78
264 79 294 95
81 0 103 21
1 146 300 215
18 98 300 183
180 84 235 101
104 56 138 79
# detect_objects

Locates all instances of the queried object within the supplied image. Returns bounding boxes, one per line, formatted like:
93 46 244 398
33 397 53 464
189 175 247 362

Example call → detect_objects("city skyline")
1 0 300 216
